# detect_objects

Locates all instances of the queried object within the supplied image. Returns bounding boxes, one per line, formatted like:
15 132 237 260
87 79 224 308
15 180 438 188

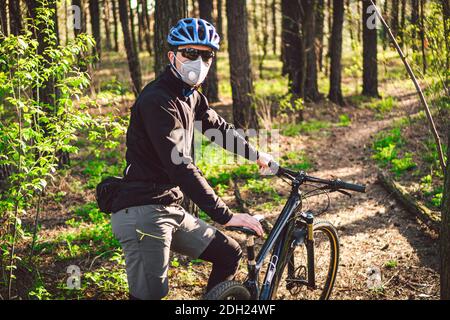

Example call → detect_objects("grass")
372 127 417 176
278 119 331 137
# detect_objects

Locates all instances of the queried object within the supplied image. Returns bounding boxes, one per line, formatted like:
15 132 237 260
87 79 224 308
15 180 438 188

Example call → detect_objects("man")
110 18 273 300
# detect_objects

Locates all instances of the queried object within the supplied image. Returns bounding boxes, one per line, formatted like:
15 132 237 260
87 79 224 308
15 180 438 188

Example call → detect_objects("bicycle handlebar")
269 161 366 193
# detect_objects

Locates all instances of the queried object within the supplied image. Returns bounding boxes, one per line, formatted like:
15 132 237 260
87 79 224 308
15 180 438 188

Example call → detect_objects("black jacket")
112 66 259 225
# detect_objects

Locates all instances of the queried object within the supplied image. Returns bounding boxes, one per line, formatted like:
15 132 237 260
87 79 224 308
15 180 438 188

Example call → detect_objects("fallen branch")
377 170 440 232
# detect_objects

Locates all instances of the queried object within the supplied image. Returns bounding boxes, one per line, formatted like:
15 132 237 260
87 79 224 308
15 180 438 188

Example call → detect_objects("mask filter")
171 54 211 87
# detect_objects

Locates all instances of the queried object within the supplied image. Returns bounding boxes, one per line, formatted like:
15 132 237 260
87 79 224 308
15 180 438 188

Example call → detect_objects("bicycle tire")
203 280 251 300
277 220 339 300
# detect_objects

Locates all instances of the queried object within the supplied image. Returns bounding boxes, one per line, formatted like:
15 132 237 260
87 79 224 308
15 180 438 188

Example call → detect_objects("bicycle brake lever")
336 189 352 197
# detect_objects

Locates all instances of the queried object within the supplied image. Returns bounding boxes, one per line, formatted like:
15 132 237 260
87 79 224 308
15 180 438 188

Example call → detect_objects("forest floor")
2 52 444 300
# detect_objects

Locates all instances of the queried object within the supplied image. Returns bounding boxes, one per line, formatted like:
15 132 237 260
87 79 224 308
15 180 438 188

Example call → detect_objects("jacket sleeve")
195 92 259 161
138 96 233 225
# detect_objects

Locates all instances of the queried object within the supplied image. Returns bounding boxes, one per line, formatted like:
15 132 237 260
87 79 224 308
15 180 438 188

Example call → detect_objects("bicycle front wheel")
203 281 251 300
277 220 339 300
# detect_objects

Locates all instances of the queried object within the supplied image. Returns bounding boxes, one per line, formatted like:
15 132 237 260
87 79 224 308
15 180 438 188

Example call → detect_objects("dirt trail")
300 106 439 300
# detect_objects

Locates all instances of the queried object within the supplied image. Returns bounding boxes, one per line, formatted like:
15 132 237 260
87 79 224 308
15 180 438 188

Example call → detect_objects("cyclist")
110 18 274 300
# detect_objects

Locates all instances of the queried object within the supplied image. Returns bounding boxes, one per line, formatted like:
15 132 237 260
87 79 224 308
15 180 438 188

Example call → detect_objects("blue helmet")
167 18 220 51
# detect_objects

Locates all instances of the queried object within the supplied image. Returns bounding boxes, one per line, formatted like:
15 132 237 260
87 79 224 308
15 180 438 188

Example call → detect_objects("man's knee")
199 230 243 268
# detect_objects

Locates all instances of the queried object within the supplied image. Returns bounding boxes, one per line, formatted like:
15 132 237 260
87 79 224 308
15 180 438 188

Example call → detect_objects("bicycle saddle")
225 215 268 237
225 226 259 236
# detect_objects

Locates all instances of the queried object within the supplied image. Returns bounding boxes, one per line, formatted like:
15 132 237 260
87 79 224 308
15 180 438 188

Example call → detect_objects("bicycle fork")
304 211 316 290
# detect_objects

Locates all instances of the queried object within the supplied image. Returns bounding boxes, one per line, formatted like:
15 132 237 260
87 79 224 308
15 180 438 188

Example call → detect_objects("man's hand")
257 151 276 175
224 213 264 237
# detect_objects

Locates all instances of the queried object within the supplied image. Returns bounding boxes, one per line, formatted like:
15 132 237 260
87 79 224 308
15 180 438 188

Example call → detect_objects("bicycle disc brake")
286 265 307 295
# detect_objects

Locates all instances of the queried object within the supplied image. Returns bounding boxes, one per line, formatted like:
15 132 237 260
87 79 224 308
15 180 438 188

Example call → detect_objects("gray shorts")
111 204 217 300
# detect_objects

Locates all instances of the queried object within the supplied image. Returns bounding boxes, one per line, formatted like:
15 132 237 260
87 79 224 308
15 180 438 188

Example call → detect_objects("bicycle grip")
336 180 366 193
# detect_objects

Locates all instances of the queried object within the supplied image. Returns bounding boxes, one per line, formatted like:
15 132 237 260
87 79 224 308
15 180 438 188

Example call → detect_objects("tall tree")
154 0 187 76
226 0 258 129
328 0 344 106
257 0 270 78
89 0 102 61
140 0 153 55
362 0 379 98
419 0 427 73
199 0 220 102
138 1 144 52
443 0 449 84
315 0 325 72
410 0 419 50
118 0 142 95
281 0 305 83
0 0 7 36
271 0 277 55
391 0 400 38
129 0 138 54
303 0 320 102
441 127 450 299
103 0 113 51
9 0 22 35
112 0 120 51
399 0 407 47
282 0 306 120
217 0 223 40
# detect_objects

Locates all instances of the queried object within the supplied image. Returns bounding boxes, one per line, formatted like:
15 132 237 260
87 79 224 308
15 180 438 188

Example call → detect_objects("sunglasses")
177 48 215 62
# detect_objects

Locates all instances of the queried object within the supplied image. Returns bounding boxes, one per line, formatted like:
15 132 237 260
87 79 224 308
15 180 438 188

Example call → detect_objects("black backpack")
95 176 123 214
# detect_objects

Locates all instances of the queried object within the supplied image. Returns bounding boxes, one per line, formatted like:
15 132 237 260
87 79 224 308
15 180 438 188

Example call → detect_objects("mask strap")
170 50 184 80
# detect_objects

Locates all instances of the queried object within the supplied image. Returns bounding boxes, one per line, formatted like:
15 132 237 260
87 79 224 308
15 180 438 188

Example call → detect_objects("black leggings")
198 230 243 293
129 230 242 299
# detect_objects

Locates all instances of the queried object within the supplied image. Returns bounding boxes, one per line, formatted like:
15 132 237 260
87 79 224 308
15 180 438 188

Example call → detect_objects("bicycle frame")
243 177 313 300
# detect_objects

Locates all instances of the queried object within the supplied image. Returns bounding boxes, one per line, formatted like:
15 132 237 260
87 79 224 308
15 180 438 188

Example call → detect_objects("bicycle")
203 163 366 300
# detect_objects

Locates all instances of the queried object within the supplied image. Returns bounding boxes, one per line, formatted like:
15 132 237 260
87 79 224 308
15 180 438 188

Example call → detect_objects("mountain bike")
203 163 366 300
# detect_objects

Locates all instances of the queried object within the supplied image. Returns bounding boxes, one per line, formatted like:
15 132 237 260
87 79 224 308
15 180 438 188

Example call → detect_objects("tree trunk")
103 0 113 51
282 0 305 120
118 0 142 95
226 0 258 129
154 0 187 76
315 0 325 72
137 1 144 52
259 0 270 78
328 0 344 106
381 0 389 49
399 0 407 47
280 0 289 76
0 0 7 36
272 0 277 55
440 127 450 299
281 0 304 82
112 0 119 51
362 0 379 98
419 0 427 74
9 0 22 35
199 0 220 102
391 0 400 38
410 0 419 50
443 0 449 87
325 0 331 77
52 0 60 45
89 0 102 61
141 0 153 55
129 0 138 53
217 0 224 41
303 0 320 102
